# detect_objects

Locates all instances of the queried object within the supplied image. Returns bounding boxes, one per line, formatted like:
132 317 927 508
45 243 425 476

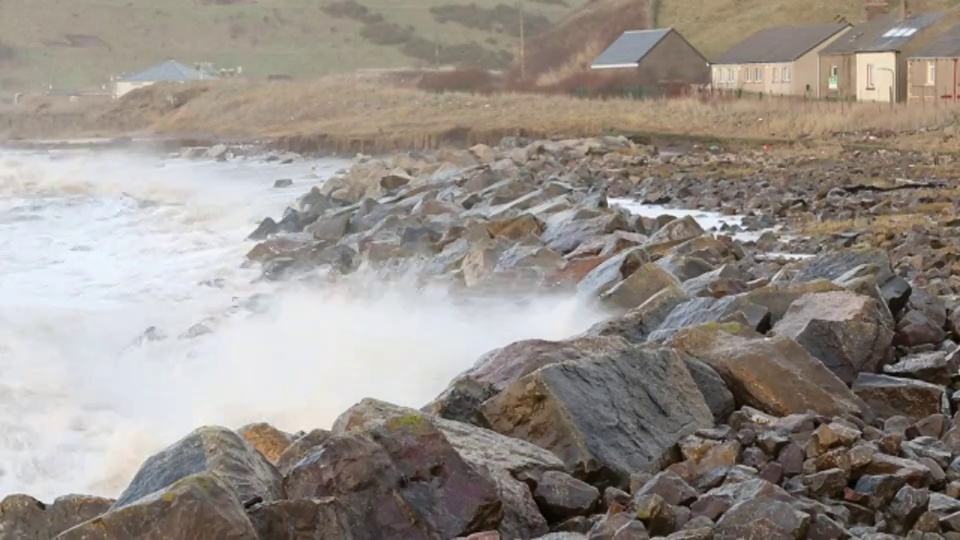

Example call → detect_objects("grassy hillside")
0 0 586 92
3 0 960 93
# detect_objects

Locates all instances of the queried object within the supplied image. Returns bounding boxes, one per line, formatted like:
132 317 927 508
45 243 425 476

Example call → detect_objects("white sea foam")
0 148 608 501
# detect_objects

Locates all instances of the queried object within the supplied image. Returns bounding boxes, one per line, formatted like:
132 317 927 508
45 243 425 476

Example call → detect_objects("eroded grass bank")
4 77 960 154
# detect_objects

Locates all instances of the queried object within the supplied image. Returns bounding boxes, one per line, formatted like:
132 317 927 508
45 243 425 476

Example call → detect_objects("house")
711 24 852 97
819 1 945 103
589 28 710 96
113 60 219 99
818 13 905 100
907 22 960 101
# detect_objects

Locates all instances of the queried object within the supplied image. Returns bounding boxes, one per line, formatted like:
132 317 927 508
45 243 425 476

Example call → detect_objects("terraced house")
906 22 960 101
818 7 946 103
711 24 851 97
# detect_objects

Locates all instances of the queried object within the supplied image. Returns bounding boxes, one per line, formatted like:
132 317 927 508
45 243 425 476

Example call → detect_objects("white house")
113 60 219 99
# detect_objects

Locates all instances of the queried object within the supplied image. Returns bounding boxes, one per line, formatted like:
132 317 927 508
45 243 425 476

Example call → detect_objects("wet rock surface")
20 137 960 538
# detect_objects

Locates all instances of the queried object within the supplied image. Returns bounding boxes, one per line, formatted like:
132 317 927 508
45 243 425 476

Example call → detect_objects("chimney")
864 0 889 22
901 0 908 20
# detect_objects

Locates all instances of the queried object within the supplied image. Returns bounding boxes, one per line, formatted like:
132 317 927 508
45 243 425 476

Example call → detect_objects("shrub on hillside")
417 68 503 94
321 0 383 24
430 3 551 38
0 41 17 64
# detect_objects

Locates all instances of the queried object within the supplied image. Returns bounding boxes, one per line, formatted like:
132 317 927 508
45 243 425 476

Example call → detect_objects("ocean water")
0 148 608 502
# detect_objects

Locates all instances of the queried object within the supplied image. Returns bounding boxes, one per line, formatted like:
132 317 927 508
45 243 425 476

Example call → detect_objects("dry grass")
6 78 960 153
798 214 940 236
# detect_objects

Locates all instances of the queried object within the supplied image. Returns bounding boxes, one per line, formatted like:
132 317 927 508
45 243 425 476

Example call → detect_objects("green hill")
3 0 959 93
0 0 586 92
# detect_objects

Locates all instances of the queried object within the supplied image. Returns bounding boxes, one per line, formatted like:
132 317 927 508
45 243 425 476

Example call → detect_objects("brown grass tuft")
5 77 960 154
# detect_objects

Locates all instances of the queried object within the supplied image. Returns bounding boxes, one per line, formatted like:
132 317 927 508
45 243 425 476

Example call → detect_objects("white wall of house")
113 81 156 99
856 52 898 102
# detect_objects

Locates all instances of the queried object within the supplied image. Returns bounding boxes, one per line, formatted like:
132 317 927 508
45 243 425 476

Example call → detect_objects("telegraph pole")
519 0 526 79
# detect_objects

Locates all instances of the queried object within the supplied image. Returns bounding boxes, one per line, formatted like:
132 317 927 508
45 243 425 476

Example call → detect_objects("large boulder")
741 280 843 325
285 414 502 538
852 373 949 421
790 248 894 286
237 423 296 464
683 356 736 423
480 346 714 488
585 287 689 344
428 335 643 423
112 426 284 509
714 497 810 539
670 324 872 419
576 247 649 300
647 296 771 343
334 399 564 538
642 216 705 256
56 473 258 539
599 263 682 311
0 494 113 539
770 291 894 385
541 210 630 255
247 497 357 540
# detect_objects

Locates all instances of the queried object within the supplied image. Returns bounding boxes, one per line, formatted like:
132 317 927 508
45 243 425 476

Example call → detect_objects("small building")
907 22 960 101
711 24 852 97
846 11 944 103
589 28 710 97
113 60 219 99
818 13 905 100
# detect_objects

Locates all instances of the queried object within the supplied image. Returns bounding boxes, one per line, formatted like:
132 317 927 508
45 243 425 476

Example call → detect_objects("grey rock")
532 471 600 521
56 473 257 539
770 291 893 385
112 426 284 509
715 497 810 539
852 373 948 422
0 494 113 540
481 347 713 487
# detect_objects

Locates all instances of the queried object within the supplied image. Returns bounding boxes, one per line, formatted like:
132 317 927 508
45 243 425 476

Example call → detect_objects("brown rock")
237 423 295 464
633 471 699 507
670 325 871 419
57 473 257 540
275 429 332 476
770 291 893 385
852 373 948 422
600 263 682 311
715 497 810 539
285 420 501 539
0 494 114 540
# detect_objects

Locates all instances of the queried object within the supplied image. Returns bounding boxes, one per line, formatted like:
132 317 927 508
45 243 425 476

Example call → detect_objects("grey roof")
820 13 902 54
858 11 944 52
120 60 219 82
591 28 672 69
911 21 960 57
714 24 851 64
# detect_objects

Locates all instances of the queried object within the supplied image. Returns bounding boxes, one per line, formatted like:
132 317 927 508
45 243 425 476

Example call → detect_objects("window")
713 67 721 82
831 65 839 77
755 67 763 82
928 61 936 85
745 68 753 82
773 67 781 82
866 63 875 88
783 67 792 82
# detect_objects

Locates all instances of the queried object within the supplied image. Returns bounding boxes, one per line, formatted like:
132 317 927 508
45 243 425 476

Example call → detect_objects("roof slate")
821 12 944 55
120 60 219 82
911 21 960 57
714 24 851 64
591 28 672 68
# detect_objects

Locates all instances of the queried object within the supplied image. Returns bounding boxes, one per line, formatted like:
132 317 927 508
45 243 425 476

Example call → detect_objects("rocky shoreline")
5 136 960 538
